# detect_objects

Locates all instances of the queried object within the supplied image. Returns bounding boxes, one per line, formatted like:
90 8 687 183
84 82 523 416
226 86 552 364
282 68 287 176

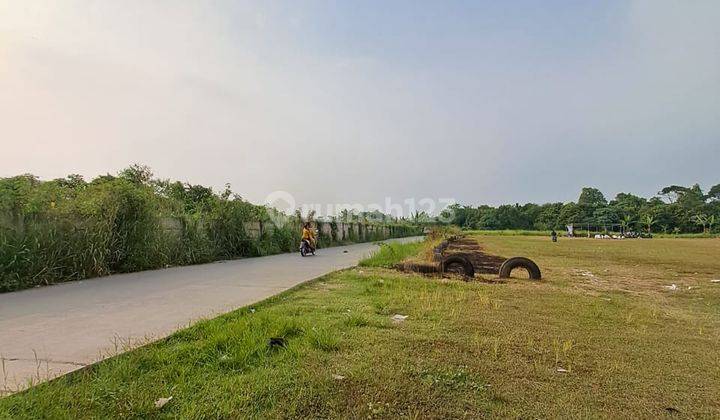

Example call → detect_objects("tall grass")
0 170 421 292
359 241 426 268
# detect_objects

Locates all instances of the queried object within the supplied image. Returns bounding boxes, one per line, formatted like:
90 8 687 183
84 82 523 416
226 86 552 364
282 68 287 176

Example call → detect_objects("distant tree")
593 207 617 231
440 203 467 227
494 204 529 230
610 192 645 222
578 187 607 207
678 184 706 209
534 202 563 230
220 183 234 201
55 174 86 190
119 164 153 186
476 207 499 229
708 215 716 232
692 214 708 233
559 202 583 226
659 185 690 203
577 187 607 222
642 214 656 233
707 184 720 201
620 214 634 234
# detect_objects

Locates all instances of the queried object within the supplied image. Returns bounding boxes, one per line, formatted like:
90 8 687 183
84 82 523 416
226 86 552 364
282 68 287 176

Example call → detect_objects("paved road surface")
0 237 420 394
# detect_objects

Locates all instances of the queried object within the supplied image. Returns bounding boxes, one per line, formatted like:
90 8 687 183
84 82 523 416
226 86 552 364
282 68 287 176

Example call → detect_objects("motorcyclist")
302 222 316 250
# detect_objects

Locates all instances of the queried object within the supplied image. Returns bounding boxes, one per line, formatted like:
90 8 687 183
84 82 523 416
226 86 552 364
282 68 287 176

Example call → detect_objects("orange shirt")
302 227 314 240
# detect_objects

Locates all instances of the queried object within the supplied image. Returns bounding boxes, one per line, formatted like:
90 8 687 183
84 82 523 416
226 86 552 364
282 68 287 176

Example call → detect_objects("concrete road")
0 237 420 394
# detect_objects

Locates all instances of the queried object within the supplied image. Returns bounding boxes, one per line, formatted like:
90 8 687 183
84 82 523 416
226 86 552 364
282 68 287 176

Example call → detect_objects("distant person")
302 222 316 250
551 229 558 242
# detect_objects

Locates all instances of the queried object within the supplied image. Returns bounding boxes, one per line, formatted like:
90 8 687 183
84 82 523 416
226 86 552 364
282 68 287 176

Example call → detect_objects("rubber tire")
441 255 475 278
498 257 541 280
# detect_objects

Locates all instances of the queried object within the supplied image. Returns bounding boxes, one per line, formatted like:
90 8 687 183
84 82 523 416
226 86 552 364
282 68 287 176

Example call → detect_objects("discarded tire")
440 255 475 278
498 257 541 280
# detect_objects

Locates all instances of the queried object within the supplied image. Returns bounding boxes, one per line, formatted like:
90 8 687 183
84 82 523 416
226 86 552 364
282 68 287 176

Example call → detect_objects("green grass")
653 232 719 238
2 237 720 418
467 229 719 239
358 240 427 267
465 229 553 236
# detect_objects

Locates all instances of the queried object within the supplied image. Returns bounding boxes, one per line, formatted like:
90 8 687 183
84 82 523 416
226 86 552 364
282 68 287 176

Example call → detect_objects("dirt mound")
438 237 505 274
395 236 506 277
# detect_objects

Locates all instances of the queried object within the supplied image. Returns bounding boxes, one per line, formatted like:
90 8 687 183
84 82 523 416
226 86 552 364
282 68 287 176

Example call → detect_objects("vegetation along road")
0 237 421 394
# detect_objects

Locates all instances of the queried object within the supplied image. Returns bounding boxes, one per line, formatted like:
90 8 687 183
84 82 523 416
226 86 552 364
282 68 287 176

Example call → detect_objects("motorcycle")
300 239 315 257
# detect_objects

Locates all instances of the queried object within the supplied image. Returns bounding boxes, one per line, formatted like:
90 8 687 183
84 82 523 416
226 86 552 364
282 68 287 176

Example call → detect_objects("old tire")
498 257 541 280
441 255 475 278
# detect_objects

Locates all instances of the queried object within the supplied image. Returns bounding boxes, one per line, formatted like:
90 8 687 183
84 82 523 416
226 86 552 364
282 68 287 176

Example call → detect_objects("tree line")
442 184 720 234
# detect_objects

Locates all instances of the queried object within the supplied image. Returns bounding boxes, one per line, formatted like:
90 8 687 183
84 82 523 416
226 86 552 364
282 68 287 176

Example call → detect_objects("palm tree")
642 214 656 233
620 215 634 234
709 215 716 233
692 214 708 233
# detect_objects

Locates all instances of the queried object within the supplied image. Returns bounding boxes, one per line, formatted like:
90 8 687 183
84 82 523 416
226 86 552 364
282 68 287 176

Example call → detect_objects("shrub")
0 167 422 292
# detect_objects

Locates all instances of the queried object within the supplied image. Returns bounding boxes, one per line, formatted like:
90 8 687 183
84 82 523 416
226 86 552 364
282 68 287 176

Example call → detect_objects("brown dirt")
396 236 506 277
440 237 506 274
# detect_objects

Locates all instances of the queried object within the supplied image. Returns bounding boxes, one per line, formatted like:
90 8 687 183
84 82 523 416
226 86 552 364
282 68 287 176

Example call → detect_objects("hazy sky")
1 0 718 210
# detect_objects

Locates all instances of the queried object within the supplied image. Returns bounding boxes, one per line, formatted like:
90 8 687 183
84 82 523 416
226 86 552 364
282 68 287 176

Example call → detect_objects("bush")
0 168 422 292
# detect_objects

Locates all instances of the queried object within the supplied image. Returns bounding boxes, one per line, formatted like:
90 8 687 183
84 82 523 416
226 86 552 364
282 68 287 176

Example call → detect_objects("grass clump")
358 241 426 268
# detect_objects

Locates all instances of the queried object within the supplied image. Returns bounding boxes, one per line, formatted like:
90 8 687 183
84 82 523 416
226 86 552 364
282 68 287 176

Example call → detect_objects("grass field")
1 236 719 418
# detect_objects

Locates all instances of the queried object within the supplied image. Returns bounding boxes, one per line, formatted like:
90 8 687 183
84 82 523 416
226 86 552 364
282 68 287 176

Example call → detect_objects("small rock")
664 284 678 291
391 314 408 323
556 367 569 373
268 337 286 348
332 374 346 380
154 396 173 409
710 279 720 283
343 250 348 253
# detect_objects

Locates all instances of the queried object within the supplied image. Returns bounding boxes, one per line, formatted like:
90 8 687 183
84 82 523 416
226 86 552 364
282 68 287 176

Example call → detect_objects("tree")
659 185 690 203
534 203 563 230
593 207 617 231
677 184 705 211
642 214 656 233
578 187 607 207
494 204 530 230
707 184 720 201
708 215 716 232
118 164 153 186
578 187 607 223
55 174 86 190
558 202 583 226
692 214 708 233
610 192 645 223
620 214 634 234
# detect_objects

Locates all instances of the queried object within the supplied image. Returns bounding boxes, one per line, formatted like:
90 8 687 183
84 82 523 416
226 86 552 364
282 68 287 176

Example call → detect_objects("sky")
1 0 718 212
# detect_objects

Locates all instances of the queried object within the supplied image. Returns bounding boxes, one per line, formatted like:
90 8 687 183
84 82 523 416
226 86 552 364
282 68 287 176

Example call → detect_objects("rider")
302 222 316 250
